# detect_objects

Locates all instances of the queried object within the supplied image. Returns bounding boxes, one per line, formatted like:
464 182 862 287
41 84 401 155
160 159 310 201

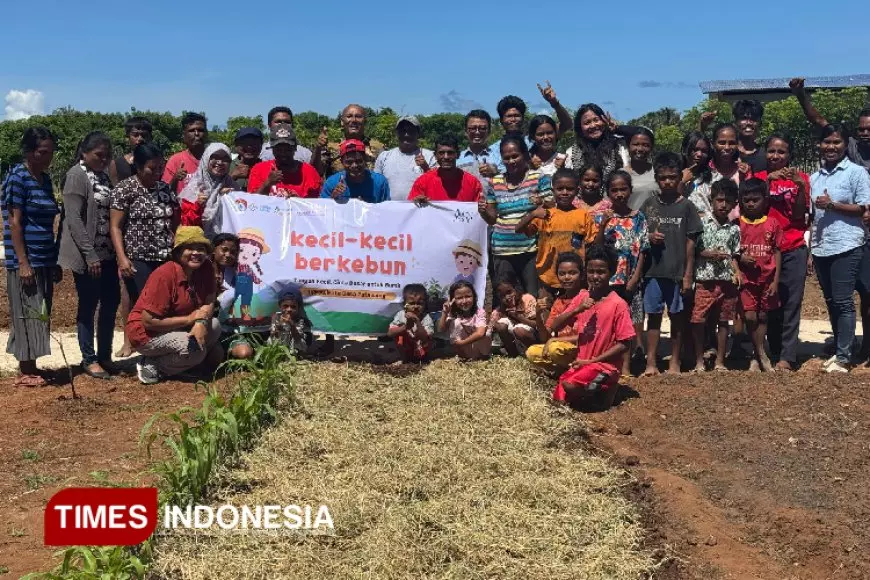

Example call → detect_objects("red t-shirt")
247 160 322 198
752 170 810 253
163 150 201 193
126 261 217 348
739 215 783 286
567 290 635 374
408 169 482 202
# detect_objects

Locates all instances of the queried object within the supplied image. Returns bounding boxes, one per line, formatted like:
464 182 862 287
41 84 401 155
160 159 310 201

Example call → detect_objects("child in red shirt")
555 244 635 409
737 178 783 372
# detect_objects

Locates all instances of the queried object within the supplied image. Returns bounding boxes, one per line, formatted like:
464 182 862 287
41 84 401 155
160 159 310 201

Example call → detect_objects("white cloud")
5 89 45 120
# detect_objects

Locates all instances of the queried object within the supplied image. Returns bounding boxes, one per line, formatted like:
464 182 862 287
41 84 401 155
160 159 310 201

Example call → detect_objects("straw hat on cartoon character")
452 239 483 285
235 228 271 321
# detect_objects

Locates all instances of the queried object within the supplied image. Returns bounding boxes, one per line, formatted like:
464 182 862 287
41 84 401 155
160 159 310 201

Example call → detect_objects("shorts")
740 283 779 313
643 278 684 315
554 362 618 402
691 281 738 324
613 285 644 325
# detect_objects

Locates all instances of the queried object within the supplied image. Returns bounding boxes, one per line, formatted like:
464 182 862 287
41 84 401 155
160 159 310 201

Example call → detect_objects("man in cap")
229 127 264 191
260 106 314 164
374 116 437 200
321 139 391 203
247 124 322 197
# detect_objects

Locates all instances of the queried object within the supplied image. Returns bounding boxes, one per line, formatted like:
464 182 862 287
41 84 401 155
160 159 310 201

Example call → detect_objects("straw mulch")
153 358 653 579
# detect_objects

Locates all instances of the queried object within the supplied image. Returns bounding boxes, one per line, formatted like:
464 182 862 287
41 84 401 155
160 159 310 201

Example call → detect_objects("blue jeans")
74 262 121 365
813 246 862 364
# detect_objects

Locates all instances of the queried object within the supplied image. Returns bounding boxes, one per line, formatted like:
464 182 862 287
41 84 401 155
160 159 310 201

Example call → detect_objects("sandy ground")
0 318 853 374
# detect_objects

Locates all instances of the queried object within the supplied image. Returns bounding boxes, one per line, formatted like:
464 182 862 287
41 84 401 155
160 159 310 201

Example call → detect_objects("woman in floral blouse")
109 142 179 306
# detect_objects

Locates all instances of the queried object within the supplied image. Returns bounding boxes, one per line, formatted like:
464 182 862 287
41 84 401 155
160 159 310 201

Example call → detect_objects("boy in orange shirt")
515 168 596 298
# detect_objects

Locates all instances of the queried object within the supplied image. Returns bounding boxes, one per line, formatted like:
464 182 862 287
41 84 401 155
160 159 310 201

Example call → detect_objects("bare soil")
585 365 870 580
0 367 216 577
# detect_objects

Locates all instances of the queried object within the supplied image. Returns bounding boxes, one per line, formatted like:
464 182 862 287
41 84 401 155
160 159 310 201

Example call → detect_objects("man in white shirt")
374 116 436 201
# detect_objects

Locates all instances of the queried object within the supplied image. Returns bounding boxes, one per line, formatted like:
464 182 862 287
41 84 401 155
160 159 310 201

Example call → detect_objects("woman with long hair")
564 103 629 182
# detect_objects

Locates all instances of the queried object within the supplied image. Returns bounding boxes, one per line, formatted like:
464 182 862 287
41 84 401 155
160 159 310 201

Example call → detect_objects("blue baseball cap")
234 127 264 142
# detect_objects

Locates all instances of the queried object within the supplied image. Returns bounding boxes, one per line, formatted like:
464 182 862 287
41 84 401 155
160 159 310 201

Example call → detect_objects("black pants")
492 252 539 297
74 260 121 365
767 246 808 364
123 260 163 305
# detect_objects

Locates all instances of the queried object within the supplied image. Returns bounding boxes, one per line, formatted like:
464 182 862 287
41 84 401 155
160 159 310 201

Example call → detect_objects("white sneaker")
825 361 850 374
136 360 160 385
822 355 838 369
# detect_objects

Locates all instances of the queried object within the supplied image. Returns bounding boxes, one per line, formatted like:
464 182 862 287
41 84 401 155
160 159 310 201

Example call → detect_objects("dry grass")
152 358 653 579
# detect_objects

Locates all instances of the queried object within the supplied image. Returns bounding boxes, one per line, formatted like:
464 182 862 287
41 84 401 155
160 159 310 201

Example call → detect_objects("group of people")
3 78 869 407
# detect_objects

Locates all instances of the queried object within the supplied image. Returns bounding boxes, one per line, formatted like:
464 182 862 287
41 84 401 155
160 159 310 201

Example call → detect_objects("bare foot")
759 355 774 372
714 363 728 372
665 363 681 375
642 366 660 377
775 361 793 372
115 345 134 358
691 364 706 374
749 359 761 372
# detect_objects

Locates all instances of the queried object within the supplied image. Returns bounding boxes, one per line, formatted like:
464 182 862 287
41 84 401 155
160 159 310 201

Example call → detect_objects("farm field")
1 277 869 578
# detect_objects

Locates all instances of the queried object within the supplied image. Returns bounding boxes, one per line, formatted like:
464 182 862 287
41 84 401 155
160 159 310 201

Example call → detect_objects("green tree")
654 125 684 154
629 107 681 132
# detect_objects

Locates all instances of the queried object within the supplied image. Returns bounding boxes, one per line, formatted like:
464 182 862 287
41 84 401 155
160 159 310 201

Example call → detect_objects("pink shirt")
446 307 487 343
568 290 636 373
163 150 201 193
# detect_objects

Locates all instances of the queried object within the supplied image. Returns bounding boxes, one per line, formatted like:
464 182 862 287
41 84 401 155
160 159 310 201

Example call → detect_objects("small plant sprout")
23 300 78 399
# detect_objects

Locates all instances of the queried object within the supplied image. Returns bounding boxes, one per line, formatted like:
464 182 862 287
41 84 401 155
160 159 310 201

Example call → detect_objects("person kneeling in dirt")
554 244 635 409
526 252 587 374
126 226 222 384
387 284 434 362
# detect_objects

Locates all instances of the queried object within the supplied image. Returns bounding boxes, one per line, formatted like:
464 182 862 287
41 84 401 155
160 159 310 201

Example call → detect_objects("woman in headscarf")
179 143 234 238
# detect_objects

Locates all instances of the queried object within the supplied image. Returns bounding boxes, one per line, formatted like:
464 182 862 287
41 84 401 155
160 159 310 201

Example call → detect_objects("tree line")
0 88 866 187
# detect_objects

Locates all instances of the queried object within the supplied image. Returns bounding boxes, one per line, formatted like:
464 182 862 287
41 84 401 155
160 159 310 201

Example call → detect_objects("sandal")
714 364 729 372
13 374 47 387
82 363 112 380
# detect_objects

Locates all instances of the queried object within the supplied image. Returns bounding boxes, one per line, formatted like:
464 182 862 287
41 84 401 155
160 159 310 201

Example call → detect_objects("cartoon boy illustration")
236 228 270 321
452 239 482 285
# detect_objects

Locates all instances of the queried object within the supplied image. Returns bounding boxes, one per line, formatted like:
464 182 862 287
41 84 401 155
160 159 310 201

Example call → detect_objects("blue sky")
2 0 867 125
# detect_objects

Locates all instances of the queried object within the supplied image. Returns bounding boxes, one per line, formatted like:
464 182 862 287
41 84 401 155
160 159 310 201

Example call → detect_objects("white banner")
218 193 489 334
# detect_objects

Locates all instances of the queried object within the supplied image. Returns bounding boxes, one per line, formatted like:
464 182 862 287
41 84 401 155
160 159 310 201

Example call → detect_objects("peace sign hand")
537 80 557 105
317 126 329 149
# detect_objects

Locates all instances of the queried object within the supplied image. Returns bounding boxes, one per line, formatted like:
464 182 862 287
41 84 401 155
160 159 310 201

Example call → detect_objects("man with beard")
374 116 436 200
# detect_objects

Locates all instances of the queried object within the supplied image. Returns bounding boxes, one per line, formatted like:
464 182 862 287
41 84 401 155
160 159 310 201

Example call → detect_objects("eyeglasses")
467 126 489 133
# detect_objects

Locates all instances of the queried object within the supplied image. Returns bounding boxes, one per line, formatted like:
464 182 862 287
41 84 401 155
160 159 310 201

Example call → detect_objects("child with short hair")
387 283 435 362
691 180 741 372
437 281 491 360
555 244 636 409
595 169 649 376
489 275 538 357
640 152 703 375
269 290 313 355
738 178 782 372
515 168 596 297
526 252 587 373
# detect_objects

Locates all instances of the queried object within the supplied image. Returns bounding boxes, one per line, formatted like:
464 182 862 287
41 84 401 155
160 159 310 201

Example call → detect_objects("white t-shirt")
374 147 437 201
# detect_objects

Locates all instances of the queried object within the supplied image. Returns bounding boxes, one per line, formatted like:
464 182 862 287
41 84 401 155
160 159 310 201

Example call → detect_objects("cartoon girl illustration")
451 239 482 285
236 228 270 321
